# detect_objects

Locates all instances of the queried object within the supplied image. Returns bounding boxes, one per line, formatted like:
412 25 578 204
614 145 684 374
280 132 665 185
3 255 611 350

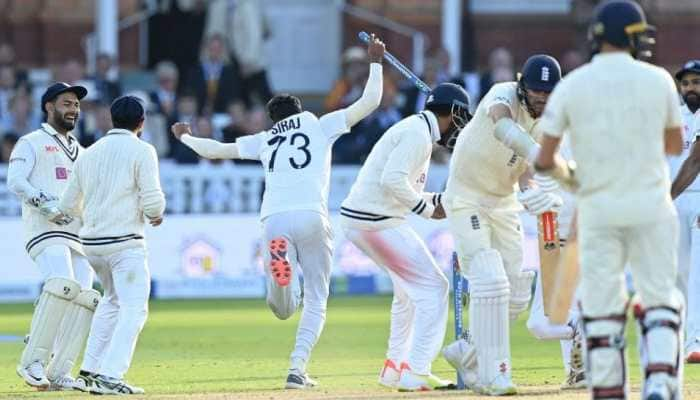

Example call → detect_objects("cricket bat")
546 236 579 324
538 211 560 315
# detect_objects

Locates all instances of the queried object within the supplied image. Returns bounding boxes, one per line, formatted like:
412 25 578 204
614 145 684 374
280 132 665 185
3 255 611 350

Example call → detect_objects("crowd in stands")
0 0 586 167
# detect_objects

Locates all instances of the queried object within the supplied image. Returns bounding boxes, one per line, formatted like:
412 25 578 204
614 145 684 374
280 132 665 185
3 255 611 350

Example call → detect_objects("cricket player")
171 35 385 389
535 1 684 399
56 95 166 395
441 54 562 395
340 82 472 391
8 82 99 391
668 59 700 363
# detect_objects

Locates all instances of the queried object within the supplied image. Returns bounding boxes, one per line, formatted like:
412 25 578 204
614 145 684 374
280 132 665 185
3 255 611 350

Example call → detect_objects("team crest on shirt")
55 167 68 180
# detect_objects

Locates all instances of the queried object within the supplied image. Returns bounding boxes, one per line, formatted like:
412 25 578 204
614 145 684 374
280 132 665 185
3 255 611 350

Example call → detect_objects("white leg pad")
46 289 101 380
468 249 513 390
583 314 628 399
509 270 535 321
634 291 684 399
20 277 80 367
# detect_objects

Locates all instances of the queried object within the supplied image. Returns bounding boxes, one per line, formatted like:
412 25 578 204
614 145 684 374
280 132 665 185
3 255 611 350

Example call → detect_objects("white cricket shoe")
397 368 453 392
44 375 76 391
562 320 587 390
73 370 97 392
442 338 478 388
644 378 671 400
90 374 145 395
16 360 50 389
561 369 586 390
474 359 517 396
285 372 318 389
378 359 404 388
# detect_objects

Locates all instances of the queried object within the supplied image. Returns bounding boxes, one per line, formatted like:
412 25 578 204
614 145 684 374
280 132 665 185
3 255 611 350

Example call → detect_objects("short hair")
111 96 145 131
266 94 302 123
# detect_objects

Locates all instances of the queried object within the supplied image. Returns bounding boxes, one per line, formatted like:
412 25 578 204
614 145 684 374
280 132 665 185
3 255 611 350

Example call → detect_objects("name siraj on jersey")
271 117 301 135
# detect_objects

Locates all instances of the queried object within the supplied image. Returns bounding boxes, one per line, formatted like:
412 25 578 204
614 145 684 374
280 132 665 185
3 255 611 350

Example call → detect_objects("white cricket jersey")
58 129 166 256
340 111 440 228
236 110 349 220
668 104 700 192
445 82 537 207
7 123 84 258
540 52 682 228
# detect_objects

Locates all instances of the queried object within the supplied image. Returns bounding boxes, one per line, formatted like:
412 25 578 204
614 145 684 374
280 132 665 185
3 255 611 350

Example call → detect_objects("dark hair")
110 96 145 131
266 94 302 123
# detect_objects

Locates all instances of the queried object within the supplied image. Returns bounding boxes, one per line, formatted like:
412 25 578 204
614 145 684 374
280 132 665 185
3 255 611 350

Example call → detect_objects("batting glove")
518 187 563 215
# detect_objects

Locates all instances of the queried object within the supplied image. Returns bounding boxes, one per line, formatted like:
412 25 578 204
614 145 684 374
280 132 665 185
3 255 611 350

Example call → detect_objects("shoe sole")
269 238 291 287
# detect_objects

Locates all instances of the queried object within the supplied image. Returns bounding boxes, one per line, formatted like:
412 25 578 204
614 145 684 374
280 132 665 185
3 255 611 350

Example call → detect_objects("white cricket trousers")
263 211 332 373
81 247 150 379
341 219 449 375
579 217 678 316
34 244 94 289
675 192 700 347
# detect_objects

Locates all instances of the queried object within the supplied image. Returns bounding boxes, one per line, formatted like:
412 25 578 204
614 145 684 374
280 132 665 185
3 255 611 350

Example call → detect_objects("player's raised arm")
342 33 384 128
172 122 242 159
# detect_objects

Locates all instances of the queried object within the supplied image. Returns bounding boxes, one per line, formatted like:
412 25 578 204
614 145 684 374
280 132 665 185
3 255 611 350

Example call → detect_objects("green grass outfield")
1 296 699 399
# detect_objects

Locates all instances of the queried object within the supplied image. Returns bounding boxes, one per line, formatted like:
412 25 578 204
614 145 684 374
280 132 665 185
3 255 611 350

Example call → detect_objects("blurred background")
0 0 697 302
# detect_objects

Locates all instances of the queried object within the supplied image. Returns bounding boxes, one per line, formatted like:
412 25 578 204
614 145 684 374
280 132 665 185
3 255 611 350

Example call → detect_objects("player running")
536 1 684 398
440 54 563 395
340 82 472 391
171 34 385 389
668 59 700 363
8 82 99 391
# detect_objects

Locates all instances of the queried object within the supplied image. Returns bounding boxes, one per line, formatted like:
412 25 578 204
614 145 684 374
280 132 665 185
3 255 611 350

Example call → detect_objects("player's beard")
530 101 546 118
52 110 79 132
683 91 700 113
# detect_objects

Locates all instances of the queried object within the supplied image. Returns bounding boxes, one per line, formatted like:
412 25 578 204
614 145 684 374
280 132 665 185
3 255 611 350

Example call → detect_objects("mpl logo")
45 145 59 153
416 173 426 184
181 237 222 278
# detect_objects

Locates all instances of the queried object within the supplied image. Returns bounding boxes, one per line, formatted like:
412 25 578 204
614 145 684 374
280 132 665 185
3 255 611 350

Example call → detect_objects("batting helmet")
517 55 561 118
424 83 472 148
588 0 655 59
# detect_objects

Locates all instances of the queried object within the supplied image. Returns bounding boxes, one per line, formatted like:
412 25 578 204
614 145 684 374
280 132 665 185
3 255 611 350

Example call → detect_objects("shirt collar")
41 122 62 136
106 128 137 136
592 52 634 64
420 110 441 143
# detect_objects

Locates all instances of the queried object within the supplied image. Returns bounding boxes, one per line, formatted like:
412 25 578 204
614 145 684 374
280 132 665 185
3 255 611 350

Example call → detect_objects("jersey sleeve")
7 138 40 201
484 83 518 116
663 72 683 130
319 110 351 141
539 82 569 138
236 131 266 160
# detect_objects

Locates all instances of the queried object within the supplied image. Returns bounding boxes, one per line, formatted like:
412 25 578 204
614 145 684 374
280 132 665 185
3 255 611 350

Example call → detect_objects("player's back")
550 53 678 226
237 111 349 220
446 82 536 201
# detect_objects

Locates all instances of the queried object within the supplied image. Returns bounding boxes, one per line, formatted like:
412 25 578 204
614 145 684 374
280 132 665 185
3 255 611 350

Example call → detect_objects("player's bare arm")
665 126 683 155
671 138 700 199
342 33 384 128
171 122 242 159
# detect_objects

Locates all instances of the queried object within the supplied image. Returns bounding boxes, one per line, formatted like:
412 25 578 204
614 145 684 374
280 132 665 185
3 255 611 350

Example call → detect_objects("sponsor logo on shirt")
45 145 59 153
55 167 68 180
417 173 426 184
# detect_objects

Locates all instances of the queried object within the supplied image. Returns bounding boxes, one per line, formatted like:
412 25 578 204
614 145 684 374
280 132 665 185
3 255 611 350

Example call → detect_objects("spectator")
431 47 453 85
324 46 368 112
149 61 179 117
90 53 122 103
206 0 273 107
169 92 201 163
1 93 40 135
184 34 242 114
78 102 112 147
221 100 248 142
561 49 585 76
400 57 442 117
57 59 85 85
0 43 28 84
0 132 18 163
0 65 17 122
129 91 170 157
479 47 515 100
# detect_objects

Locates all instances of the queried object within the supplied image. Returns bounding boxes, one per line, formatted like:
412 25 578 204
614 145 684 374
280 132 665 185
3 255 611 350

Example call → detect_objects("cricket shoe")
16 360 50 390
269 238 292 287
73 370 97 392
41 375 76 391
378 359 406 388
562 319 586 390
285 372 318 389
686 338 700 363
90 374 145 395
643 375 673 400
561 369 586 390
474 359 517 396
397 368 453 392
442 337 478 388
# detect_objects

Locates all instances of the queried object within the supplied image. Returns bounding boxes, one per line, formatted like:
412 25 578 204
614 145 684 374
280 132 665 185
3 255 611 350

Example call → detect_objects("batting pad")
509 270 535 321
468 249 512 387
20 277 80 368
47 288 100 381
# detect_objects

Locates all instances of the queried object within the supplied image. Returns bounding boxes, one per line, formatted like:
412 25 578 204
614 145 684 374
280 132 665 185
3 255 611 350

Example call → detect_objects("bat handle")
358 31 371 43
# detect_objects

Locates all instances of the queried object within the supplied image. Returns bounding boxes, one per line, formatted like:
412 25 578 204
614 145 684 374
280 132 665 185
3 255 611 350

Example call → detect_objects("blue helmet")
588 0 655 59
517 55 561 118
424 83 472 148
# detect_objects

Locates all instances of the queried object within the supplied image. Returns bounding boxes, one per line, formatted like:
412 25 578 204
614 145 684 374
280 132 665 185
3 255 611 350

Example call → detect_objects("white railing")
0 163 450 216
